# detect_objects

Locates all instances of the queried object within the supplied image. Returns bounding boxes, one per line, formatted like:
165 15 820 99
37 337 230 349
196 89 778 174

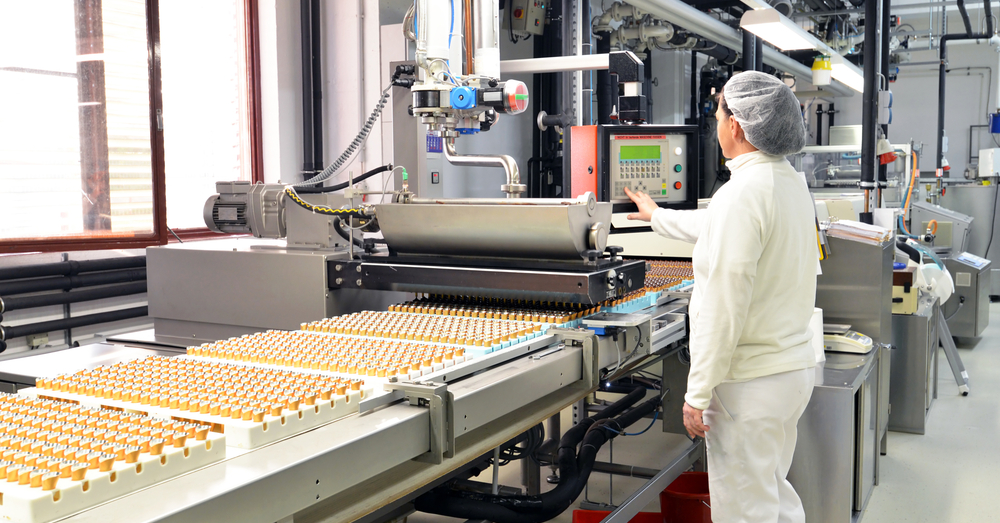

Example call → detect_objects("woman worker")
624 71 817 523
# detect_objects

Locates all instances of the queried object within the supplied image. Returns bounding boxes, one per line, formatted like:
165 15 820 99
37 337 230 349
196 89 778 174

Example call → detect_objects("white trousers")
702 368 815 523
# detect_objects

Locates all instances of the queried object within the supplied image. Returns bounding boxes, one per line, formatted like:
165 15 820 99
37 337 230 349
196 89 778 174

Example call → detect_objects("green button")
674 164 682 172
661 189 667 195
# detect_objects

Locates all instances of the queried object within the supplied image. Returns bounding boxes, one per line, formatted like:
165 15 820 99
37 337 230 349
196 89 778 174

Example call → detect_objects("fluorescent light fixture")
740 8 823 51
829 54 865 93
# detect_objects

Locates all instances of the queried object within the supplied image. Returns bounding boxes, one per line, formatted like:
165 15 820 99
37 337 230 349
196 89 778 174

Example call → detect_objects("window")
0 0 260 252
160 0 262 231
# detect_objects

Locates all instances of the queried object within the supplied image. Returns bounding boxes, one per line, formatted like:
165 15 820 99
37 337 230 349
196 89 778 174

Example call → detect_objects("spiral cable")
294 83 393 188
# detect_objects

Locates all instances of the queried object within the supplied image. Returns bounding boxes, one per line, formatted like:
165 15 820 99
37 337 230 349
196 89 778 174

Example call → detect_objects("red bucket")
571 510 664 523
659 471 711 523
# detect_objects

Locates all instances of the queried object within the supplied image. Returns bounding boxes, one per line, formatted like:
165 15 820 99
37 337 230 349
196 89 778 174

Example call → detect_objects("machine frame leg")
938 315 971 395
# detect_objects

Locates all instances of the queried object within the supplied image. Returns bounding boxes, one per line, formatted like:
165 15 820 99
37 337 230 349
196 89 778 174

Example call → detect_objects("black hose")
0 282 147 314
0 256 145 282
0 306 148 342
296 164 393 194
958 0 975 36
414 387 654 523
848 0 864 6
333 217 364 248
896 241 921 264
0 269 147 297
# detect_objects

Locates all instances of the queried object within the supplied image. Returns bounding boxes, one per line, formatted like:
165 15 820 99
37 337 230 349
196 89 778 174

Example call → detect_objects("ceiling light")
739 8 823 51
829 54 865 93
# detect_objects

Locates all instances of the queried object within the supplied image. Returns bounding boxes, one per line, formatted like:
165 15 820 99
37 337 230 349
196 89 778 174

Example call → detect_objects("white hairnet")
722 71 806 156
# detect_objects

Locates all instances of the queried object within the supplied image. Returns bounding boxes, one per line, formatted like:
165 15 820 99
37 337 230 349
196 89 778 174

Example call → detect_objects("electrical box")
978 148 1000 177
504 0 546 36
597 124 699 212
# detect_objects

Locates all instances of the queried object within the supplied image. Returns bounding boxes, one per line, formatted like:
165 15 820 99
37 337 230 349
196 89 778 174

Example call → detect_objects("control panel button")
673 181 682 190
674 164 682 173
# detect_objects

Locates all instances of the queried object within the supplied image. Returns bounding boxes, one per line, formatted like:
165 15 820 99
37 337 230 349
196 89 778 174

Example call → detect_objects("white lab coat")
650 151 817 523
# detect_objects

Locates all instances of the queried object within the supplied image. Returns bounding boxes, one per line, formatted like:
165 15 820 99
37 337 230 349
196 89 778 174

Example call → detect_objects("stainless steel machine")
908 201 973 257
943 252 992 338
794 233 893 523
889 295 939 434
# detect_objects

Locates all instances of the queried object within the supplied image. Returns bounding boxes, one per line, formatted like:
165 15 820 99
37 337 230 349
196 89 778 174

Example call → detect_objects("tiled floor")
407 304 1000 523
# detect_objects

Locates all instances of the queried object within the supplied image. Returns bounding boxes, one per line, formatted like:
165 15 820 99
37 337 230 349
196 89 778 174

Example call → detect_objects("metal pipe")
591 461 660 479
879 0 892 208
937 0 994 170
443 138 525 197
742 31 756 71
816 104 824 145
473 0 500 78
0 256 145 281
300 0 315 178
754 35 763 71
790 0 960 18
464 0 474 74
623 0 855 96
860 0 882 223
501 54 611 74
0 306 148 342
407 195 586 205
0 269 147 296
0 282 147 314
310 0 323 173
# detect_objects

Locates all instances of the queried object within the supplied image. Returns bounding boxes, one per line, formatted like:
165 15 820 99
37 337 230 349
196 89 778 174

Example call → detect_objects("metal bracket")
547 328 600 390
383 381 455 463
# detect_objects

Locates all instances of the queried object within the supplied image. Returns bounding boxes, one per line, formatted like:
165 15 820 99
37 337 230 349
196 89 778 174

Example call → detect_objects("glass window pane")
0 0 154 241
160 0 252 230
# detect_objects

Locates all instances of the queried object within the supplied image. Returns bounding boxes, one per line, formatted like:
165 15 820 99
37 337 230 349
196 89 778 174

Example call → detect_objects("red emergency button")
673 182 682 190
514 8 524 18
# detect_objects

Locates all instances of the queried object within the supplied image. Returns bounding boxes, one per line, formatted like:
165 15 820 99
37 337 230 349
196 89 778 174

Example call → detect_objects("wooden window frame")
0 0 263 253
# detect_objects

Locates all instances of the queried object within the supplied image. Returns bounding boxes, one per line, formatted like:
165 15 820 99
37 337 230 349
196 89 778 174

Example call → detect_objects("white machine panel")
609 134 689 204
978 148 1000 178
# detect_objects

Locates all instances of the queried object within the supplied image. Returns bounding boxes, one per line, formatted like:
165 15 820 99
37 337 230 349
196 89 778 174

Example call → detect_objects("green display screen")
619 145 661 160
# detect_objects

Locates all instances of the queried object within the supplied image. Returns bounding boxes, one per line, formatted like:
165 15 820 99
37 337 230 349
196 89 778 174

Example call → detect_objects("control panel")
504 0 546 36
609 134 688 203
597 124 698 212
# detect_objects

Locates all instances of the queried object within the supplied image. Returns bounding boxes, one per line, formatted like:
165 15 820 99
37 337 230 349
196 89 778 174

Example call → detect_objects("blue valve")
450 86 477 110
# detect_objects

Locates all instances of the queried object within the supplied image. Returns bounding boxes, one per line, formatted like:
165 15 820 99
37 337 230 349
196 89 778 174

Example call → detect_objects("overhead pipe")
623 0 855 96
0 269 146 297
443 138 525 197
0 282 147 314
0 257 145 281
609 24 676 49
936 0 995 170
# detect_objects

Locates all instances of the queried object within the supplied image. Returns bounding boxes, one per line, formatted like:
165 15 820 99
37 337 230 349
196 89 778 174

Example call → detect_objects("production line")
8 0 1000 519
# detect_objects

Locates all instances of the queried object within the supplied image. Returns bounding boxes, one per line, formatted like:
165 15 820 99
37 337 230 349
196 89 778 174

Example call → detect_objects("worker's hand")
624 186 658 222
682 402 709 439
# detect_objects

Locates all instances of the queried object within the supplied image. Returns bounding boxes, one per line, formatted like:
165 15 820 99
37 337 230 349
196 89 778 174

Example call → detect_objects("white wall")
259 0 303 184
819 6 1000 177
